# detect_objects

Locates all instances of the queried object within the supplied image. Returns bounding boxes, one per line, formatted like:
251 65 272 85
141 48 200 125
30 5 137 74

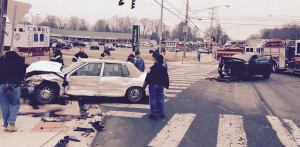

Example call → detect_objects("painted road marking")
283 119 300 145
104 111 147 118
216 114 247 147
169 78 199 82
148 113 196 147
170 83 191 86
171 81 195 84
168 86 188 89
165 89 183 93
101 103 149 109
165 94 177 98
267 116 298 146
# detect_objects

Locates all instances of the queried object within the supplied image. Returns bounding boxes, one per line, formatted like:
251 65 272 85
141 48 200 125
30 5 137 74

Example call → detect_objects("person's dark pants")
149 84 165 116
0 84 21 128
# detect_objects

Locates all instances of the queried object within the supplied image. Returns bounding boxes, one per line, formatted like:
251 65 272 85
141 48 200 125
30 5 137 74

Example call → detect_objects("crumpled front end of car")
218 57 248 78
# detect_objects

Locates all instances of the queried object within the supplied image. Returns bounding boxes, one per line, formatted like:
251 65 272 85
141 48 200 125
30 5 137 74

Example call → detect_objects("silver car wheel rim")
128 88 142 102
37 87 54 103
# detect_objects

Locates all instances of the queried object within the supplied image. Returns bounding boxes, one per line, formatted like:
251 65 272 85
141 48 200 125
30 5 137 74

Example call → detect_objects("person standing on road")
72 48 88 62
100 49 111 59
0 47 26 132
126 53 135 63
134 50 145 72
51 47 64 66
145 54 169 119
152 51 168 71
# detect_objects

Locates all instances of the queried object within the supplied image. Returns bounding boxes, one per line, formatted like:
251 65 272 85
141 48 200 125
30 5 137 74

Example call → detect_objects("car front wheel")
33 84 57 104
272 62 277 72
126 87 143 103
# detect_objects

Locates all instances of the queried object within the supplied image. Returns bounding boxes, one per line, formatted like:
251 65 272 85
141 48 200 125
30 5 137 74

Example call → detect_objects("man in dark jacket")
152 51 168 71
51 48 64 65
145 54 169 119
134 50 145 72
72 48 88 62
100 49 111 59
126 53 135 63
0 47 26 132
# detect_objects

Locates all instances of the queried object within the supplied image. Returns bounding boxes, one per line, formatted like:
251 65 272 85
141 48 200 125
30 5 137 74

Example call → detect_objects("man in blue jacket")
145 54 169 119
0 47 26 132
134 50 145 72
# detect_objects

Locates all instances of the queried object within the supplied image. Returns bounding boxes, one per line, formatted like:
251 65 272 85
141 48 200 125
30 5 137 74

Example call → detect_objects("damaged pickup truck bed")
24 60 147 104
218 53 272 79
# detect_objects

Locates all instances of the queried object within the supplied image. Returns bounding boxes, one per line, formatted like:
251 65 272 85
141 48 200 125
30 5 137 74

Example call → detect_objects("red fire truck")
264 39 300 73
216 41 245 59
4 23 51 64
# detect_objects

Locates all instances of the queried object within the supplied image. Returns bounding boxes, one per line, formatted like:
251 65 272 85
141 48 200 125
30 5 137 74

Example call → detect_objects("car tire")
263 73 271 79
33 83 58 104
126 87 143 103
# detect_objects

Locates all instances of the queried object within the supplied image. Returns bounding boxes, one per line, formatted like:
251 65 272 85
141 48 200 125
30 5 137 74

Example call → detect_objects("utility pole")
0 0 8 57
183 0 189 58
209 8 215 61
159 0 164 53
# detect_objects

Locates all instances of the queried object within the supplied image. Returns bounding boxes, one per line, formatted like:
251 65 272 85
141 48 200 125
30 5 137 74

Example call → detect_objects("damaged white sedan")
24 60 147 104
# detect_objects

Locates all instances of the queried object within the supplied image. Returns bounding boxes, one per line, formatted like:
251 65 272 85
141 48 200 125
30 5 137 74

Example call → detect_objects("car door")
248 55 259 75
65 63 102 96
255 55 272 75
99 63 132 97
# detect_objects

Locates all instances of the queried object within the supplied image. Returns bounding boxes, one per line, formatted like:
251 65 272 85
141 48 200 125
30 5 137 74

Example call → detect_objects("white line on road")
170 83 191 86
169 78 199 82
283 119 300 145
168 86 188 89
266 116 298 146
171 81 195 84
165 89 182 93
165 94 177 98
104 111 147 118
216 114 247 147
148 113 196 147
101 103 150 109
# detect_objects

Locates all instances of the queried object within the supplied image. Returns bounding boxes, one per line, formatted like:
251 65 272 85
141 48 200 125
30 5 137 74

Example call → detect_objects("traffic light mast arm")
131 0 136 9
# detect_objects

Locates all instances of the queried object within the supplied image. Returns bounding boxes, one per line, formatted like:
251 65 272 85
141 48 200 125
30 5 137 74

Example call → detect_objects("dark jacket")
134 57 145 72
51 50 64 65
0 51 26 84
72 52 88 62
145 63 169 89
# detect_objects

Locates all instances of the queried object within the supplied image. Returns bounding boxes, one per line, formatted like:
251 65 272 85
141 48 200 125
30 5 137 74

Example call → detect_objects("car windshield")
62 61 86 74
232 54 253 61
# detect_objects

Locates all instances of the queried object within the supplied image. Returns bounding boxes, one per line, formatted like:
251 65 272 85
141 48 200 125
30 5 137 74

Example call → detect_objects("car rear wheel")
272 62 277 72
33 84 57 104
126 87 143 103
263 73 271 79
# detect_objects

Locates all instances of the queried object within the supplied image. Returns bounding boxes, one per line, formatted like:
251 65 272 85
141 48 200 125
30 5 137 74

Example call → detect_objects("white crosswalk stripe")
165 94 177 97
170 83 191 86
267 116 300 146
171 81 195 84
216 114 247 147
168 86 188 89
165 89 182 93
148 113 196 147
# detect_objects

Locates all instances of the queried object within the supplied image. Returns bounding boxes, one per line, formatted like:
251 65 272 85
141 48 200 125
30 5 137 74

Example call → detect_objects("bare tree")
109 15 119 32
68 16 79 30
140 18 150 38
40 15 59 28
92 19 108 32
56 17 68 29
78 18 90 31
124 16 137 33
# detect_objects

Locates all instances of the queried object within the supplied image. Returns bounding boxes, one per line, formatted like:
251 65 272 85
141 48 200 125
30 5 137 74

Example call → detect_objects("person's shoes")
4 127 9 132
159 115 165 119
148 115 156 119
6 124 18 132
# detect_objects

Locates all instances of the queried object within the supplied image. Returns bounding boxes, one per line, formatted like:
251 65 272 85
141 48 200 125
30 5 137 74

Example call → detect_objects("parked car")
218 53 272 79
124 44 132 48
24 60 148 104
90 42 100 50
116 43 125 48
198 48 209 54
104 43 115 51
62 41 72 50
50 38 66 49
73 40 86 47
99 42 106 46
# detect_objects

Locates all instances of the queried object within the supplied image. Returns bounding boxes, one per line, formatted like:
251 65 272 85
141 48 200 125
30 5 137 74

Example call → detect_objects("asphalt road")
90 63 300 147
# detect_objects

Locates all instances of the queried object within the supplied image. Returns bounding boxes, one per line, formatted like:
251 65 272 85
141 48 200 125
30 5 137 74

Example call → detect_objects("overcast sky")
16 0 300 40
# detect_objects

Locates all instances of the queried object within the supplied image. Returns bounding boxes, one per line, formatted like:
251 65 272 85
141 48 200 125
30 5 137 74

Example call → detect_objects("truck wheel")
272 62 277 72
33 84 57 104
126 87 143 103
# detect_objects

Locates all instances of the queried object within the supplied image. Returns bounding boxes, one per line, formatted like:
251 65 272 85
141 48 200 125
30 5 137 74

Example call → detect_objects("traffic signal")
131 0 136 9
119 0 124 6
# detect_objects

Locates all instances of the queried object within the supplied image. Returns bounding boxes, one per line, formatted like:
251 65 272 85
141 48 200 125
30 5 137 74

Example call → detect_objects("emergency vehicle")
4 23 51 64
264 39 300 73
216 41 245 59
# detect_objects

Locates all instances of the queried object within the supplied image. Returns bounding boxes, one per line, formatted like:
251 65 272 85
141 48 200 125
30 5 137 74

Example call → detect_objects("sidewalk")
0 101 102 147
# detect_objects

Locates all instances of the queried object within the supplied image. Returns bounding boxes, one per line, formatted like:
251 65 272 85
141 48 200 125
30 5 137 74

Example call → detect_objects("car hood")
26 61 62 74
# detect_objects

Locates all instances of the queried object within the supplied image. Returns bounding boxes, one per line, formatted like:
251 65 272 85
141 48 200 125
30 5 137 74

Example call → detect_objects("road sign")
7 0 31 24
132 25 140 52
183 25 188 33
